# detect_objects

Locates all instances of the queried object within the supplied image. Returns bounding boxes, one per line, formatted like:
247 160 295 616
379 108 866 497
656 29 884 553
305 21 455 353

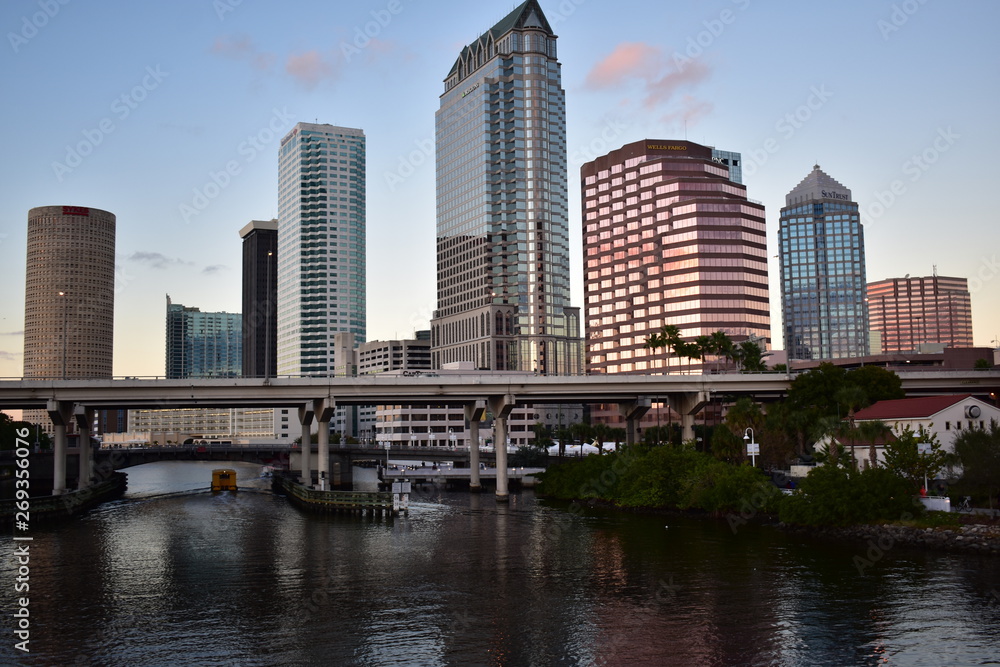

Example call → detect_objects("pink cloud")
584 41 714 123
660 95 715 128
643 60 712 109
285 50 338 90
585 42 663 89
211 35 274 71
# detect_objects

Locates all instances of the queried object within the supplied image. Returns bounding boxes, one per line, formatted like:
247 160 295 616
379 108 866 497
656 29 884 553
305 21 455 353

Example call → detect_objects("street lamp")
265 250 273 380
743 428 759 467
449 428 456 450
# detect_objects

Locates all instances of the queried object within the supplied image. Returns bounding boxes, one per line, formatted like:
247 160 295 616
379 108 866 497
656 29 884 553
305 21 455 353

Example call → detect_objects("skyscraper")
277 122 366 376
23 205 116 380
166 296 242 378
779 165 869 360
867 274 973 353
581 140 770 375
240 219 277 378
430 0 582 374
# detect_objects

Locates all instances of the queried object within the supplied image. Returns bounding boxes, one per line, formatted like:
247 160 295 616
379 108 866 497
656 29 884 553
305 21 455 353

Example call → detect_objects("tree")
855 420 892 470
0 416 51 451
953 421 1000 509
974 358 992 370
644 324 683 374
570 422 593 456
846 365 904 404
882 425 951 493
709 330 734 373
736 340 768 373
609 427 626 451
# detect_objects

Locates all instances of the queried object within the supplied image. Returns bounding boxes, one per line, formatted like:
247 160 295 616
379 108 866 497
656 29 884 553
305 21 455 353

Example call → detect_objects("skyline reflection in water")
1 460 998 666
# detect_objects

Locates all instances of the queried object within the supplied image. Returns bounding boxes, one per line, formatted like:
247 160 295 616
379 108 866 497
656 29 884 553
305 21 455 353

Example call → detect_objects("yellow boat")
211 468 237 492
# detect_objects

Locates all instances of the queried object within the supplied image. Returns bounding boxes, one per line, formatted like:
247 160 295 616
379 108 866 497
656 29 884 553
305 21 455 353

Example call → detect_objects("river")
2 461 999 666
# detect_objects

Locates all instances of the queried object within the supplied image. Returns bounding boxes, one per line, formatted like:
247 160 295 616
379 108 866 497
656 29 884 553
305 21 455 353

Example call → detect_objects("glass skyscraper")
165 296 242 379
779 165 869 360
277 123 366 376
582 140 770 376
430 0 582 374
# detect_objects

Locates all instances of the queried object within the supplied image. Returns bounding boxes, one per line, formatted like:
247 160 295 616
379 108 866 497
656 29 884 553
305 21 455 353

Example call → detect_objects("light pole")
58 291 68 379
743 428 759 467
449 428 456 450
265 250 273 379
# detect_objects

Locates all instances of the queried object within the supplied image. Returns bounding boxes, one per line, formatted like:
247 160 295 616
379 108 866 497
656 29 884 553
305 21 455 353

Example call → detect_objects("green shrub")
779 464 922 526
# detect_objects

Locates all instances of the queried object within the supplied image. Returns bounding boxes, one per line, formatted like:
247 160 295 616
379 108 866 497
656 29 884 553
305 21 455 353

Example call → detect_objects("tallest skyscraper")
277 123 366 376
431 0 582 374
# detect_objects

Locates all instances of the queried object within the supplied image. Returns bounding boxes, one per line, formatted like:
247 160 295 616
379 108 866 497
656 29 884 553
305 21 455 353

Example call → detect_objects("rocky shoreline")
779 519 1000 557
565 497 1000 557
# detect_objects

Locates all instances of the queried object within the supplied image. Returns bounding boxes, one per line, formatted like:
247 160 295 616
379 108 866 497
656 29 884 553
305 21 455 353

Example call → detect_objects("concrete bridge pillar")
298 404 314 486
667 392 710 444
618 398 651 446
464 400 487 493
47 400 73 494
315 398 334 491
488 394 516 502
73 405 95 490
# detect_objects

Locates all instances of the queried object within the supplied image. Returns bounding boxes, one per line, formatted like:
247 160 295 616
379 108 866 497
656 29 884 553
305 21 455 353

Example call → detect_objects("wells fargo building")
582 140 771 375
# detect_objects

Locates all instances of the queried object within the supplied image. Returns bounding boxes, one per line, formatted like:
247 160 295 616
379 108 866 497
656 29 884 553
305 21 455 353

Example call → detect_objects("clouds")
210 32 405 91
285 50 338 90
125 252 228 277
127 252 193 270
584 42 713 126
211 35 275 72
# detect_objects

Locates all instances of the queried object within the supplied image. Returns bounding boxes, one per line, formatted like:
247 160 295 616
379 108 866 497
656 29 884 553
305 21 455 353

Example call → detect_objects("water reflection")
0 462 997 666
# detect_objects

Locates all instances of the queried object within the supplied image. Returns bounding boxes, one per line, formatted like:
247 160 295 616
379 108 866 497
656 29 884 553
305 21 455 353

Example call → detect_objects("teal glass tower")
165 296 242 379
430 0 582 374
779 165 869 360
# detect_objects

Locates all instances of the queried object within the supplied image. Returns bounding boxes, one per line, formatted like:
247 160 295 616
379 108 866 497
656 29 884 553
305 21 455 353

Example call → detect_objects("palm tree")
679 340 701 374
645 324 683 374
609 427 626 451
695 335 712 374
709 330 733 373
733 339 767 373
592 422 609 454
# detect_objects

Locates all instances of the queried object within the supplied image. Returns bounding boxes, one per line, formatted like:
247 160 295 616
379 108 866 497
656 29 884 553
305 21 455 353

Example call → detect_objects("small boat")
211 468 237 492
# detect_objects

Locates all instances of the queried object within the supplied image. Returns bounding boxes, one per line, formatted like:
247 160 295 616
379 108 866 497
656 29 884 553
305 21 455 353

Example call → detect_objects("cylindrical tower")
23 205 116 379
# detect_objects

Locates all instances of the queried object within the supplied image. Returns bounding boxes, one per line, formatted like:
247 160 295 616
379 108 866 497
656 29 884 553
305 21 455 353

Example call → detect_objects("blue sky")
1 0 998 377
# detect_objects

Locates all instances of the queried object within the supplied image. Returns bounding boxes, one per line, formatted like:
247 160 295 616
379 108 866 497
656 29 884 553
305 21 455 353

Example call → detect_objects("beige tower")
23 205 116 380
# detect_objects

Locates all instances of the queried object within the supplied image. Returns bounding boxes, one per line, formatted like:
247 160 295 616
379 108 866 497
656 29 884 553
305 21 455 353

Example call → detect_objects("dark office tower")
165 296 242 379
779 165 869 360
430 0 583 374
867 275 973 353
581 140 770 375
23 205 116 380
240 219 277 378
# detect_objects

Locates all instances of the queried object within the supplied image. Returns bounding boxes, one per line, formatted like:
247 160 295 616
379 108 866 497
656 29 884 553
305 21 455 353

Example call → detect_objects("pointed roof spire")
785 165 852 206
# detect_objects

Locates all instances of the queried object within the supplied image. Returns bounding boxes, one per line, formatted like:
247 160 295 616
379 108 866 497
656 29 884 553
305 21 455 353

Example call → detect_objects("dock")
0 472 127 525
272 473 399 515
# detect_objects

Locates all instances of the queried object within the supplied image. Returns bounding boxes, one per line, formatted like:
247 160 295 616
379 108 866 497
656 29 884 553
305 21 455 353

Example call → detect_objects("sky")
1 0 998 378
